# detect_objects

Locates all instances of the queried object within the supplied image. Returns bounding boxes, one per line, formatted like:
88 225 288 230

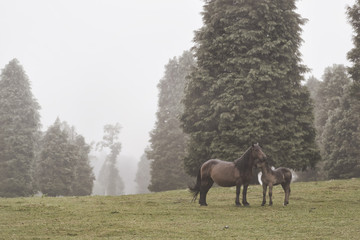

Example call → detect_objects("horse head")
251 143 267 164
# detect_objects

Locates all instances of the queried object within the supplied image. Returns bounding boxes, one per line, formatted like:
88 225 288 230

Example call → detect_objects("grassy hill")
0 178 359 239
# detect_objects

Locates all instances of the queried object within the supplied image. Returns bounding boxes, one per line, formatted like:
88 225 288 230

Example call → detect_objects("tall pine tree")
147 51 194 191
181 0 320 176
0 59 41 197
37 118 76 196
347 0 360 100
37 119 94 196
323 84 360 179
314 65 350 153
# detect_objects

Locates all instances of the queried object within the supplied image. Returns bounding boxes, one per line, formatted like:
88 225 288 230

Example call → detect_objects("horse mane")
234 146 253 174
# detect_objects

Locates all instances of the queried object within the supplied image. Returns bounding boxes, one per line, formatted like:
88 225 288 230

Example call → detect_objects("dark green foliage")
96 123 124 195
323 85 360 179
134 152 151 194
0 59 41 197
147 51 194 191
181 0 320 176
347 0 360 100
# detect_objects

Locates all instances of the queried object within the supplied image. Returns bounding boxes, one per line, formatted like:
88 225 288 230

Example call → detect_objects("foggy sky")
0 0 355 162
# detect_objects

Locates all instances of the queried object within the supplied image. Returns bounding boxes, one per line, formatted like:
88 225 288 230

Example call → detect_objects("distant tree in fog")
0 59 41 197
135 151 151 194
147 51 194 192
314 65 350 151
71 135 95 196
96 123 124 195
36 118 94 196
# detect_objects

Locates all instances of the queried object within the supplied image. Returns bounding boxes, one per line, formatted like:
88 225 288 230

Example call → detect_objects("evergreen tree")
134 152 151 194
181 0 320 176
305 76 321 100
323 85 360 179
96 123 124 195
37 119 76 196
347 0 360 100
37 119 94 196
315 65 350 145
147 51 194 191
71 135 95 196
0 59 41 197
313 65 350 152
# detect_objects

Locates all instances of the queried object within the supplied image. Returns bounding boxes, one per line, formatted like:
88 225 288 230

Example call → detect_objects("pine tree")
71 135 95 196
37 119 94 196
134 152 151 194
147 51 194 191
347 0 360 100
314 65 350 152
37 119 76 196
0 59 41 197
181 0 320 176
323 85 360 179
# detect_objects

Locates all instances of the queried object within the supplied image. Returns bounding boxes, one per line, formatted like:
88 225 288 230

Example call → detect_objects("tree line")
0 59 96 197
145 0 360 192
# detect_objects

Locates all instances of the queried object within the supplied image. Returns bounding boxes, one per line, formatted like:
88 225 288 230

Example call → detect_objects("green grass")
1 179 359 239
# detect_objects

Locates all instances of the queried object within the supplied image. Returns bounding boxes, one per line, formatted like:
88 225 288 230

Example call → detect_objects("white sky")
0 0 355 162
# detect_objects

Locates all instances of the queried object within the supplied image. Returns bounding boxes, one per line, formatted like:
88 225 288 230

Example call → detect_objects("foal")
257 159 292 206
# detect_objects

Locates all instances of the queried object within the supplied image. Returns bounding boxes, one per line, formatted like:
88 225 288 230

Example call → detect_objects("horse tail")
189 169 201 202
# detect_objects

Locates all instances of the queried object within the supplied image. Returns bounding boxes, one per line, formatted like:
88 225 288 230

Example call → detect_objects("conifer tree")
181 0 320 175
37 119 94 196
37 119 76 196
71 135 95 196
347 0 360 100
134 152 151 194
0 59 41 197
323 85 360 179
147 51 194 191
314 65 350 152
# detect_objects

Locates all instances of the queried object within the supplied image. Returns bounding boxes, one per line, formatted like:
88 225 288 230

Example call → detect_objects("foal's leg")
242 184 250 206
261 184 267 206
281 183 291 206
268 185 273 206
235 185 241 206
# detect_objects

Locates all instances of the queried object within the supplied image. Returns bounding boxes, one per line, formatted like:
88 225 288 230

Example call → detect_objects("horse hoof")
242 202 250 207
261 203 265 206
235 203 241 207
200 203 208 206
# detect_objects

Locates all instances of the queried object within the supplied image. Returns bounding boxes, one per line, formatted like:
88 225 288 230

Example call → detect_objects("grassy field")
0 178 359 239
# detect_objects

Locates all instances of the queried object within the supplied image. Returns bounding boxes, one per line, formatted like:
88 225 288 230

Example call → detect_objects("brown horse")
257 159 292 206
189 144 267 206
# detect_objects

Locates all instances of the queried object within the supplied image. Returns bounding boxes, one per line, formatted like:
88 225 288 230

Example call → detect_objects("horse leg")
199 178 213 206
235 185 241 206
282 183 291 206
242 184 250 206
268 185 273 206
261 184 267 206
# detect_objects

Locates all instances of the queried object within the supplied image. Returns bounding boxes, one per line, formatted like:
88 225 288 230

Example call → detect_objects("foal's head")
251 143 267 162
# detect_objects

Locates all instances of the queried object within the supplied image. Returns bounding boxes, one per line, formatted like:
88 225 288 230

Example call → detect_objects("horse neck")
235 147 253 171
260 162 273 176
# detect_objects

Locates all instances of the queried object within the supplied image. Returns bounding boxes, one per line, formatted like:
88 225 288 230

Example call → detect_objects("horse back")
277 167 292 183
201 159 240 187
